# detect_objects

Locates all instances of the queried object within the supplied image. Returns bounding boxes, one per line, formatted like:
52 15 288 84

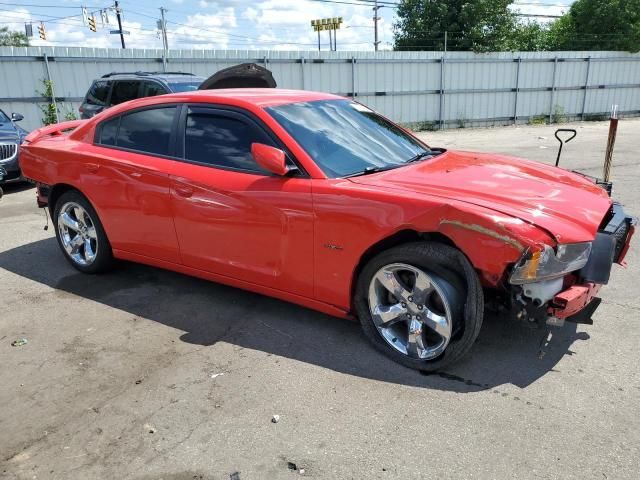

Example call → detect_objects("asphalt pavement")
1 119 639 479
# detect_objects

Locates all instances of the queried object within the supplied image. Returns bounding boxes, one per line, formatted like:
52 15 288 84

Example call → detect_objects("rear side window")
110 81 140 105
117 107 176 155
184 109 271 173
97 107 176 156
86 80 111 106
141 81 168 98
99 117 119 145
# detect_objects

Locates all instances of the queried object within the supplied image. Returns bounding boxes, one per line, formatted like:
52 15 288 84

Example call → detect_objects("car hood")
348 150 612 243
0 122 20 142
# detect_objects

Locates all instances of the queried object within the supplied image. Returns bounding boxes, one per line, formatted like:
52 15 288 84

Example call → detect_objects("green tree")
0 27 29 47
549 0 640 52
393 0 517 52
545 15 574 50
505 21 551 51
37 79 58 126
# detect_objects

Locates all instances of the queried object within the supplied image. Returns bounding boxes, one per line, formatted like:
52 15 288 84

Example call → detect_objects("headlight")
509 242 592 284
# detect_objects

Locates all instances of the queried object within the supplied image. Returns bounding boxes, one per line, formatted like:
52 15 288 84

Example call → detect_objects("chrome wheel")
368 263 458 360
57 201 98 267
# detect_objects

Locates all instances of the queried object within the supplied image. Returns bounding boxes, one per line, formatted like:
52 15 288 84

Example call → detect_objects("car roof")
159 88 343 108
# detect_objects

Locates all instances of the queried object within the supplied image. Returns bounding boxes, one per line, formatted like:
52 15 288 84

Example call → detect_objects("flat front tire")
53 190 113 274
355 242 484 372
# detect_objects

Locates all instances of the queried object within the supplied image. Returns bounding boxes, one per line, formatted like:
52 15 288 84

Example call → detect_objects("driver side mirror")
11 113 24 122
251 143 295 176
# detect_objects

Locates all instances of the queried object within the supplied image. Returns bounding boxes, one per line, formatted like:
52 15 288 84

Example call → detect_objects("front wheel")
355 242 484 372
53 190 114 274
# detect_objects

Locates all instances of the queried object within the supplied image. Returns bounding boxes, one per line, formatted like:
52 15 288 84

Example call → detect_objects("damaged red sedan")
19 89 636 371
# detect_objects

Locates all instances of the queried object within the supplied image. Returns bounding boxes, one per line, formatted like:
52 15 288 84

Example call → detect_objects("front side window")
110 81 140 105
106 107 176 156
266 99 431 177
86 80 111 106
184 109 270 174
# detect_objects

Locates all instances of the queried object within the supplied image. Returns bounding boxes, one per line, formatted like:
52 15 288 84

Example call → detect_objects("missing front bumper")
548 282 601 319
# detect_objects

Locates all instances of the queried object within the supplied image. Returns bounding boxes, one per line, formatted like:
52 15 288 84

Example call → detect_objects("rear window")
167 81 201 92
110 81 140 105
85 80 111 106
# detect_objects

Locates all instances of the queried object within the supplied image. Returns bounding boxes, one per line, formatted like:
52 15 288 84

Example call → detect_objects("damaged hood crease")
350 150 612 244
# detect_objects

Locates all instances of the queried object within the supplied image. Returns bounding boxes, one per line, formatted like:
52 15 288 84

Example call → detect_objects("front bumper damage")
513 202 636 327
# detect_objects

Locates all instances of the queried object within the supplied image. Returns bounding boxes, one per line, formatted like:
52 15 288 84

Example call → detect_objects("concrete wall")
1 46 639 132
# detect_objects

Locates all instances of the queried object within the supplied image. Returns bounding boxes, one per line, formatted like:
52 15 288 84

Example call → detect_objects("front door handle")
175 185 193 198
86 163 100 173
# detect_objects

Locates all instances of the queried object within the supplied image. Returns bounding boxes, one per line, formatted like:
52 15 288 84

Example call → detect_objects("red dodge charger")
19 89 636 371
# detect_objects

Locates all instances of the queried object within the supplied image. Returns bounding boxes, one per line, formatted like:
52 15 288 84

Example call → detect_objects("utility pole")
160 7 169 71
373 0 381 51
115 1 125 49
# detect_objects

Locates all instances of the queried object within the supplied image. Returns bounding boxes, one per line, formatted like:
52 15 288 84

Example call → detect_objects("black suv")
79 71 205 119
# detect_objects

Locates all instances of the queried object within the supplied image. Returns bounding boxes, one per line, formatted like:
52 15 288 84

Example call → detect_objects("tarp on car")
198 63 277 90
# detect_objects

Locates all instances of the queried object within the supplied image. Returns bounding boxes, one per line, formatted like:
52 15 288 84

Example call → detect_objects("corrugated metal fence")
1 46 639 132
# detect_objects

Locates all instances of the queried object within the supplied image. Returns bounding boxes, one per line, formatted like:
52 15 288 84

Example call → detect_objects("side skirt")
113 249 352 320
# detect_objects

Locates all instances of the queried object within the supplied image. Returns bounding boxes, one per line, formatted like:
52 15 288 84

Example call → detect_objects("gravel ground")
1 119 638 480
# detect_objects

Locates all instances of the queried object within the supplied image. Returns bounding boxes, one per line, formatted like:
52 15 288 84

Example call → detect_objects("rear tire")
355 241 483 372
53 190 113 274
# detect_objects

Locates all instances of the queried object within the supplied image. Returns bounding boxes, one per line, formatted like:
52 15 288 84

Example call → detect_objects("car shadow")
0 181 33 195
0 238 590 393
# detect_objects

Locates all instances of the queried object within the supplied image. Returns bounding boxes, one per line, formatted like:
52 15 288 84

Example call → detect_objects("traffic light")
38 23 46 40
88 15 97 32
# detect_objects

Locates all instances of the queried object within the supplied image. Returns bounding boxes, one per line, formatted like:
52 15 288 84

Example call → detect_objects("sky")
0 0 574 52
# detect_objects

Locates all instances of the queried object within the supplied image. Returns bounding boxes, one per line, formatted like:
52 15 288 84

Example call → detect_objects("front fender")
423 203 555 286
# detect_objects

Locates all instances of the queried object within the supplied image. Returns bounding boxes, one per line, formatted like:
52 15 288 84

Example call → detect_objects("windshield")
0 109 10 123
266 99 430 177
168 81 203 92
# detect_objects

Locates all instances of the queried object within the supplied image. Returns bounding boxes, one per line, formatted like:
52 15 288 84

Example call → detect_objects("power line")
308 0 400 7
0 1 105 8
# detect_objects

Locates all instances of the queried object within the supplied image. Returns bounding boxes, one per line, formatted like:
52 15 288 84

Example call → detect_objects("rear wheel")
355 242 483 372
53 190 113 273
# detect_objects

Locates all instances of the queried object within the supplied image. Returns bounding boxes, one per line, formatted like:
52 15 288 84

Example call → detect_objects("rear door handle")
175 185 193 198
86 163 100 173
